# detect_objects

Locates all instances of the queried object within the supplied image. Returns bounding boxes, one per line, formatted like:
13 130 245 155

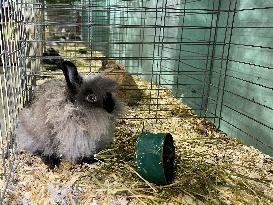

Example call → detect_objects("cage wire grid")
0 0 39 201
77 0 273 155
0 0 273 204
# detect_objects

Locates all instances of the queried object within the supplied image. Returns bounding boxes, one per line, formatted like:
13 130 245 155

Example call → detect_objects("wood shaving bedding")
2 47 273 205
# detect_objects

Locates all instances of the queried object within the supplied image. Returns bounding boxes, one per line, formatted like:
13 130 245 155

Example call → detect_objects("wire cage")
0 0 42 201
1 0 273 204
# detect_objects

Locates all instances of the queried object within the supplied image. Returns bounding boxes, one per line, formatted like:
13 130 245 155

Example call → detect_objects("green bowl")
135 133 175 185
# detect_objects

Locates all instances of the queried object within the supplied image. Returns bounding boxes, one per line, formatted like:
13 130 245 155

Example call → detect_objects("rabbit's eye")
86 94 97 103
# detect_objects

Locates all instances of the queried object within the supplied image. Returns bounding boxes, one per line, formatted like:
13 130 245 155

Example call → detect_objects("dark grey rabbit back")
15 64 122 164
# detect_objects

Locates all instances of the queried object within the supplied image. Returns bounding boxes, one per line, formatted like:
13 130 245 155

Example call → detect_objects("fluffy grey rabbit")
15 60 122 167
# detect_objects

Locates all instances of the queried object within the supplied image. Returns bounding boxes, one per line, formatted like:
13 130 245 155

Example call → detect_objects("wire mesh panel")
84 0 218 122
86 0 273 156
210 0 273 156
0 0 41 202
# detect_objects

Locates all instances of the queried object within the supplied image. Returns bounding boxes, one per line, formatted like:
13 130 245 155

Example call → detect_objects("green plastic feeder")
135 133 175 185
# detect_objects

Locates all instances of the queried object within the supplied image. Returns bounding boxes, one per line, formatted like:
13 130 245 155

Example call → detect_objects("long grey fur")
15 71 122 164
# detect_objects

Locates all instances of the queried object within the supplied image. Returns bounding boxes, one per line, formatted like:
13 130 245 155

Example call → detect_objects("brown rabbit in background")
99 59 143 106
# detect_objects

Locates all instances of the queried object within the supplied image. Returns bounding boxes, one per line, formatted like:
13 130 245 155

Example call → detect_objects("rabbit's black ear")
103 92 115 113
58 61 83 93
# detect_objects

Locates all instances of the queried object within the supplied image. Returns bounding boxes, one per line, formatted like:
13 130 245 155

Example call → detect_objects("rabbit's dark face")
75 87 116 113
59 61 117 113
74 79 116 113
75 85 103 108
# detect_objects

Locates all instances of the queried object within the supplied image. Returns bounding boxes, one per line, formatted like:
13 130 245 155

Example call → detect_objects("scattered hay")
3 45 273 205
3 76 273 205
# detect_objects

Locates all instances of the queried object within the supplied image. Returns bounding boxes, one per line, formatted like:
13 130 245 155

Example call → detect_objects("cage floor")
3 75 273 205
2 41 273 204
